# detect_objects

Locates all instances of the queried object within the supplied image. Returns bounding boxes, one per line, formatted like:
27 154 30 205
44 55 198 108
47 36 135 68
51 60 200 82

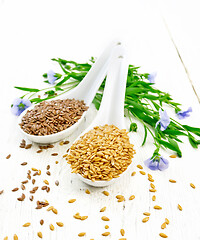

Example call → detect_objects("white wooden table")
0 0 200 239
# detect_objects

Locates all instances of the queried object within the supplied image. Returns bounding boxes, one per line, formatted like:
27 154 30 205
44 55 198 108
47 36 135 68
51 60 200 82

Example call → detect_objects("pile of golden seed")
66 124 135 181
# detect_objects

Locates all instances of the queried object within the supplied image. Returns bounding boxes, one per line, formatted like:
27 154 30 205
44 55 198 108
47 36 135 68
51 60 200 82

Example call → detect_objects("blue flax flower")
177 107 192 119
11 98 31 116
47 70 57 84
155 109 170 131
144 156 169 171
148 72 157 83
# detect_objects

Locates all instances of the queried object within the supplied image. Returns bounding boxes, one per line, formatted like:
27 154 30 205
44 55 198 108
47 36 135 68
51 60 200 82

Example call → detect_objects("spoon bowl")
18 41 121 144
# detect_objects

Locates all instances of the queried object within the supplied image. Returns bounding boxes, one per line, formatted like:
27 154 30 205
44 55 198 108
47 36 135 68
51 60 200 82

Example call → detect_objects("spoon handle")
93 45 128 129
61 40 122 105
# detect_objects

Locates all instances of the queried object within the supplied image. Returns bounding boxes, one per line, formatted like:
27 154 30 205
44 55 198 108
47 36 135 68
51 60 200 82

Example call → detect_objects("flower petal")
12 98 22 106
21 99 32 108
177 107 192 119
148 72 157 83
144 158 159 170
158 157 169 171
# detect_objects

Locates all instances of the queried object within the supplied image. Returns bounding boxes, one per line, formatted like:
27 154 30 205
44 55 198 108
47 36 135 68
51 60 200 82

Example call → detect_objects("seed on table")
21 180 28 184
13 234 18 240
149 189 157 192
40 219 44 225
74 213 81 219
139 171 146 175
0 190 4 195
169 154 177 158
165 218 170 225
102 191 109 196
27 174 31 180
32 168 38 171
116 195 123 199
21 184 26 190
100 207 106 212
137 164 143 169
142 217 149 223
25 144 32 149
47 165 50 170
169 179 176 183
46 171 51 176
120 229 125 236
56 222 64 227
129 195 135 200
105 225 109 229
148 178 154 182
47 206 54 211
49 224 55 231
118 196 125 202
21 162 27 166
102 232 110 236
17 193 25 201
81 216 88 221
52 207 58 214
41 186 47 190
23 222 31 227
55 180 59 186
101 216 110 221
150 183 155 189
143 212 150 216
131 171 136 176
55 161 59 164
59 141 64 146
78 232 86 237
38 170 41 175
37 149 43 153
6 154 11 159
190 183 195 189
161 222 166 229
51 153 58 156
154 205 162 210
43 180 49 185
68 199 76 203
178 204 182 211
152 195 156 201
159 233 168 238
32 179 36 184
85 189 90 194
12 187 19 192
29 195 34 201
64 140 70 144
37 232 43 238
148 173 152 178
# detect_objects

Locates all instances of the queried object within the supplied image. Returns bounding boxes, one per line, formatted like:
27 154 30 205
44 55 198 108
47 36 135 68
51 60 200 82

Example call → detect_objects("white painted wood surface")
0 0 200 239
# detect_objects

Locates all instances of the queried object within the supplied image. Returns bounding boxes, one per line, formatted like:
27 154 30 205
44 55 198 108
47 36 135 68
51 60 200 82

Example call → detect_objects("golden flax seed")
159 233 168 238
85 189 90 194
78 232 86 237
143 212 150 216
23 222 31 227
120 229 125 236
169 179 176 183
100 207 106 212
169 154 177 158
13 234 18 240
102 232 110 236
161 222 166 229
49 224 55 231
131 171 136 176
154 205 162 210
152 195 156 201
4 237 8 240
52 208 58 214
68 199 76 203
190 183 195 189
56 222 64 227
137 164 143 169
139 171 146 175
150 183 155 189
165 218 170 225
37 232 43 238
105 225 109 229
43 180 49 185
178 204 182 211
101 216 110 221
129 195 135 200
149 189 157 192
142 217 149 223
102 191 109 196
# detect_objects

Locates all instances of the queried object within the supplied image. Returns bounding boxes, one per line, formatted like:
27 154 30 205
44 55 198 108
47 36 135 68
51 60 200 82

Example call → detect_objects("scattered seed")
161 222 166 229
40 219 44 225
105 225 109 229
27 174 31 180
100 207 106 212
38 170 41 175
74 213 81 219
190 183 195 189
101 216 110 221
21 184 26 190
49 224 55 231
129 195 135 200
55 180 59 186
68 199 76 203
21 180 28 184
152 195 156 201
169 154 177 158
102 191 109 196
102 232 110 236
116 195 123 199
52 207 58 214
17 193 25 201
150 183 155 189
159 233 168 238
142 217 149 223
33 172 38 176
43 180 49 185
55 161 59 164
118 196 125 202
139 171 146 175
149 189 157 192
51 153 58 156
47 206 54 211
21 162 27 166
37 232 43 238
78 232 86 237
41 186 47 190
23 222 31 227
6 154 11 159
64 140 70 144
148 178 154 182
32 179 36 184
85 189 90 194
154 205 162 210
120 229 125 236
143 212 150 216
12 187 19 192
47 165 50 170
169 179 176 183
32 168 38 171
81 216 88 221
59 141 64 146
46 171 51 176
36 205 43 209
29 195 34 201
178 204 182 211
137 164 143 169
56 222 64 227
46 187 50 193
37 150 43 153
165 218 170 225
131 171 136 176
13 234 18 240
25 144 32 149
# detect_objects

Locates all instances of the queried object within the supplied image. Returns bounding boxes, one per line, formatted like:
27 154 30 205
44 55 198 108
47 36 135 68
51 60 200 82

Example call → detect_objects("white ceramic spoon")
71 45 130 187
18 41 121 144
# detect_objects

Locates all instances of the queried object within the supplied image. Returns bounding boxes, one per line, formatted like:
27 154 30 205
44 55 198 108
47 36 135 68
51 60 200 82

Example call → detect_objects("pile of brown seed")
19 99 88 136
66 124 135 181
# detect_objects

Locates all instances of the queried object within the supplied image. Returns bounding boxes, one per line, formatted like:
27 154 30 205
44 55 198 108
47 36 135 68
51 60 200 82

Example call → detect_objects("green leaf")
14 86 40 92
156 138 182 157
183 125 200 137
142 125 147 146
56 76 70 86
